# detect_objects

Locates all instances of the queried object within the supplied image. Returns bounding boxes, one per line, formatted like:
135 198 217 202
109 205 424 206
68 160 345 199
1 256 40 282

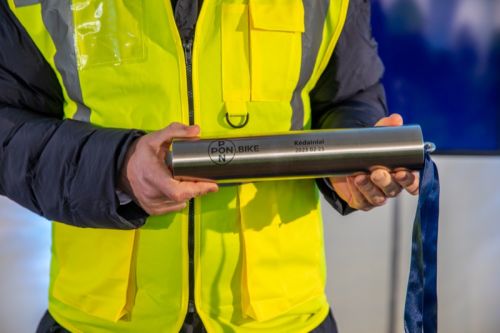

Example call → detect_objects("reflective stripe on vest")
9 0 349 331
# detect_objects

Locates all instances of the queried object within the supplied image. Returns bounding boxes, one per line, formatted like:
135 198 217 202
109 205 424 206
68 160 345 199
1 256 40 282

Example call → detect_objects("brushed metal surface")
168 126 425 183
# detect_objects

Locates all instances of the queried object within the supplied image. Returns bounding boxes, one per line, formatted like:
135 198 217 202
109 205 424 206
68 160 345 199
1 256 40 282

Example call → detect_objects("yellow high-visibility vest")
9 0 348 331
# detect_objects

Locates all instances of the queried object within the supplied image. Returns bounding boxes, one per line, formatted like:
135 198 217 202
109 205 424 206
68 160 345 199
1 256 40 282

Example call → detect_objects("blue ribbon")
404 153 440 333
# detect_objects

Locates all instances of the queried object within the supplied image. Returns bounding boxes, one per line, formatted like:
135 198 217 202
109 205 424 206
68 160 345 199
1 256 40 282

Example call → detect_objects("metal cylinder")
167 125 425 183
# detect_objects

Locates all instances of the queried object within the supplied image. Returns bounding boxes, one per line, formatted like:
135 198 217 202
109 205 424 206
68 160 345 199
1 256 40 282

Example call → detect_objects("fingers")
394 170 419 195
374 113 403 127
354 175 387 206
140 166 218 215
339 168 419 211
139 180 218 216
370 169 402 197
161 178 219 203
145 201 188 216
152 122 200 146
354 169 419 210
121 122 220 216
346 176 373 211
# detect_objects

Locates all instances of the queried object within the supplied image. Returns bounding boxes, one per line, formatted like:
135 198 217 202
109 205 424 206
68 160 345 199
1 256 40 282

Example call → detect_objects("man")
0 0 418 332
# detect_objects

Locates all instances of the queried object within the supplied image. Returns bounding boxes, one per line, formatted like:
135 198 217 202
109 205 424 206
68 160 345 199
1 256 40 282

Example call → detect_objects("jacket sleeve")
310 0 388 215
0 1 147 229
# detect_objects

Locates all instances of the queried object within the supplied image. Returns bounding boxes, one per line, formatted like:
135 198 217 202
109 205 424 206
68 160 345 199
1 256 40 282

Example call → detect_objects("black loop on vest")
225 112 249 129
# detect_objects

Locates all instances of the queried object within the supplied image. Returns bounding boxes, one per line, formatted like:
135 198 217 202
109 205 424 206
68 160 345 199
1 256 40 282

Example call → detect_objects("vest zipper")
184 38 195 126
182 35 200 328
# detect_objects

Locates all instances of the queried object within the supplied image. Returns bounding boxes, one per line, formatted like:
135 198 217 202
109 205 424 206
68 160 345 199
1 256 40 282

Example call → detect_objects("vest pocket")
51 224 137 322
238 181 325 321
248 0 304 101
221 0 304 108
72 0 146 70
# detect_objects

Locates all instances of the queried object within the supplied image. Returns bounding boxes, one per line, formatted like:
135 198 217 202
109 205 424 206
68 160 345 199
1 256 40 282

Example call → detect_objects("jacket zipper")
184 38 195 126
182 35 199 325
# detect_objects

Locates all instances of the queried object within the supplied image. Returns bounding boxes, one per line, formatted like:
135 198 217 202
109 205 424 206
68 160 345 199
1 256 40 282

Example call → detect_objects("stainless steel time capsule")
167 125 426 183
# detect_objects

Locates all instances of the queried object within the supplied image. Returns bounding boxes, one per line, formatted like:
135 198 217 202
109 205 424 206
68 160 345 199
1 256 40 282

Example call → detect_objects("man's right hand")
118 123 219 215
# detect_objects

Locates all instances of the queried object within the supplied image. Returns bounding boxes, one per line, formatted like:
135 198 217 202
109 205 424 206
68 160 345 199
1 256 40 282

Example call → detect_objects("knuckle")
196 188 208 197
360 181 373 192
181 191 193 201
355 175 369 187
400 180 412 188
169 193 182 202
356 182 370 192
143 169 159 182
143 188 157 200
170 191 188 202
166 122 179 130
167 122 185 132
405 172 415 182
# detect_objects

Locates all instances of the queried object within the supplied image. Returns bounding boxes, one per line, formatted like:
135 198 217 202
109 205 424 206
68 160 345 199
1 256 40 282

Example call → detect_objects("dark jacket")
0 0 387 229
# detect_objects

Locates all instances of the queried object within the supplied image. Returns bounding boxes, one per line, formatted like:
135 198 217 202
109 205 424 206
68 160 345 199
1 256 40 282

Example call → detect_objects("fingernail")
374 197 386 205
372 171 385 182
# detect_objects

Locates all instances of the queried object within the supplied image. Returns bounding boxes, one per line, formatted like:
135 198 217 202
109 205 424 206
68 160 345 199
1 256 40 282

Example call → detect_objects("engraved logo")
208 140 236 165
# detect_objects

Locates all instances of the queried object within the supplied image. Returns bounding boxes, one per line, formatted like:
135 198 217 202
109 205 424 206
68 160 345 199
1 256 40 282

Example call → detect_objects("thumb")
154 122 200 144
375 113 403 127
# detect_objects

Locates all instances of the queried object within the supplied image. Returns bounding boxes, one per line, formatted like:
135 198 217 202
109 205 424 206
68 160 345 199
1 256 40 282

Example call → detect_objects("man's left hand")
329 114 419 211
